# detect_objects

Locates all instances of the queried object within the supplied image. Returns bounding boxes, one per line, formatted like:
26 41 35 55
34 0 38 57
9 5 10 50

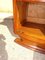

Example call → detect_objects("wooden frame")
13 0 45 54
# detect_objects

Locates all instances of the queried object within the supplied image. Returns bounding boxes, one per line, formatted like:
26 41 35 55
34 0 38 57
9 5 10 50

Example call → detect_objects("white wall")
0 0 13 13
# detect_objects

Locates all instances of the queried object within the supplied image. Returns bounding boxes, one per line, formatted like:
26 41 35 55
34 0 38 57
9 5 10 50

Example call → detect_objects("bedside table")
13 0 45 54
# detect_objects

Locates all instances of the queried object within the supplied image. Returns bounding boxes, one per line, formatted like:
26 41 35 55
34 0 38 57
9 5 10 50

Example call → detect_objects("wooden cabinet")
13 0 45 54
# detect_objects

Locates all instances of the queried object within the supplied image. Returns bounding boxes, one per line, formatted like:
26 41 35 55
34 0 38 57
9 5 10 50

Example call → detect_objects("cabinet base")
14 38 45 54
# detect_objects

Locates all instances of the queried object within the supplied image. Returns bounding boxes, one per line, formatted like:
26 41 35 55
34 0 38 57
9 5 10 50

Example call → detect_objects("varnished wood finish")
15 38 45 54
17 0 45 2
13 0 45 54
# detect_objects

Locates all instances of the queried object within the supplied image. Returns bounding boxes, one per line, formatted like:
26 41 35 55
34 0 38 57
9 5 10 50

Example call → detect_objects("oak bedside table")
13 0 45 54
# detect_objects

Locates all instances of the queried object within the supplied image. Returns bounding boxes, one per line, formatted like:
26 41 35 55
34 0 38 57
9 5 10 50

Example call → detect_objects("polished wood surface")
13 0 45 54
17 0 45 2
15 38 45 54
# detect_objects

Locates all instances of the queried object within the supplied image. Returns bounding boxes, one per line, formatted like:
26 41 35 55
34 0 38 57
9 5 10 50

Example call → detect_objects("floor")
0 13 45 60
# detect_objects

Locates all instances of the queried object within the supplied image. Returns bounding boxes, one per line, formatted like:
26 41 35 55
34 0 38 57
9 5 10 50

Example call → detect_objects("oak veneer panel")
27 3 45 24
